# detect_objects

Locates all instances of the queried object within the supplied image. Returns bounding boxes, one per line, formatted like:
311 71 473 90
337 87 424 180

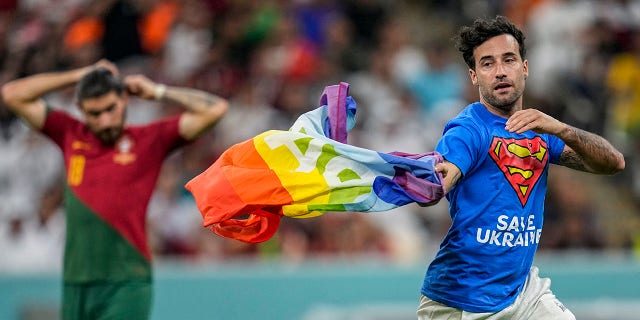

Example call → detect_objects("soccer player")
419 16 625 319
1 60 228 319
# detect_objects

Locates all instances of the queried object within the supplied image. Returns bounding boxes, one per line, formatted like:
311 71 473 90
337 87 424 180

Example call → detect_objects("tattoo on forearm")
558 149 586 171
560 126 622 174
165 87 223 110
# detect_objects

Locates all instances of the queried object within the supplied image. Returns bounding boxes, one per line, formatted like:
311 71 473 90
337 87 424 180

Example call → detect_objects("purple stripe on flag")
321 82 349 143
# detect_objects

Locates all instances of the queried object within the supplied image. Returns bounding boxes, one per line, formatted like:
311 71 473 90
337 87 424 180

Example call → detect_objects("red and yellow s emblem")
489 137 548 207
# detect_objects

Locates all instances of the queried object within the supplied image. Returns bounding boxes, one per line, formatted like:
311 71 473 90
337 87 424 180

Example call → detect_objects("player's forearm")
159 85 229 140
159 86 226 114
557 125 625 175
2 67 88 108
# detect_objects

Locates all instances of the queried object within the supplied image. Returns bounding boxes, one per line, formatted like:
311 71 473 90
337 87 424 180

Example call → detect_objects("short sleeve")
139 114 189 154
547 134 565 164
40 108 82 149
435 121 481 177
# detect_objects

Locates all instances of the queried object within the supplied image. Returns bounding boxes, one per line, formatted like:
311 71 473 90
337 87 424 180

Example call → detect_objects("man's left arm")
555 126 624 174
124 75 229 141
505 109 625 175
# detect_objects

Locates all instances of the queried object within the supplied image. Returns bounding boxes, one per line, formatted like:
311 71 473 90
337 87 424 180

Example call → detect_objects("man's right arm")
1 60 114 129
1 69 82 129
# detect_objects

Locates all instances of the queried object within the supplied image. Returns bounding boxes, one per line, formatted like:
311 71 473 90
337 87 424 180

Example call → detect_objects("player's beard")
92 108 126 145
95 125 124 145
480 83 524 114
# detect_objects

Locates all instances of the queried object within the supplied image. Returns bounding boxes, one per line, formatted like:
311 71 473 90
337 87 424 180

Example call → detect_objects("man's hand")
123 75 160 100
91 59 119 77
505 109 566 135
435 160 462 194
506 109 624 175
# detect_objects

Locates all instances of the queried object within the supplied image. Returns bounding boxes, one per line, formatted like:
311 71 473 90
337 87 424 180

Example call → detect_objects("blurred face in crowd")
469 34 528 116
79 91 127 145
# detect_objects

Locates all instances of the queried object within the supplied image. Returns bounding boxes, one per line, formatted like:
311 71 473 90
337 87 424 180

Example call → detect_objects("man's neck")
480 100 522 118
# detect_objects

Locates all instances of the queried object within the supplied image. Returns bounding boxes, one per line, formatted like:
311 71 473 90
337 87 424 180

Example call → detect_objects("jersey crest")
489 136 548 206
113 135 137 165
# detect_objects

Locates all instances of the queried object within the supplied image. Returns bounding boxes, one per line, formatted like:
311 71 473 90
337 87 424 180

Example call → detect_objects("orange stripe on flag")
185 139 293 243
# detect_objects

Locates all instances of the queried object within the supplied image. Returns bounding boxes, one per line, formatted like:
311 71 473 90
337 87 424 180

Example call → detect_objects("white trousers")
417 266 576 320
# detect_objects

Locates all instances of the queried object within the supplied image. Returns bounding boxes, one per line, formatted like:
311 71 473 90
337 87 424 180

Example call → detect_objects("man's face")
469 34 528 115
80 91 127 145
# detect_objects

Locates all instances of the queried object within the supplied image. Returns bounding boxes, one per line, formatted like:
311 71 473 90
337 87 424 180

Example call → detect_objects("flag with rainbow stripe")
185 82 444 243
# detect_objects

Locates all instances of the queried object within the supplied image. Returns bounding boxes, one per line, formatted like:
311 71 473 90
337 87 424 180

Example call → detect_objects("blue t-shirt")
422 102 565 312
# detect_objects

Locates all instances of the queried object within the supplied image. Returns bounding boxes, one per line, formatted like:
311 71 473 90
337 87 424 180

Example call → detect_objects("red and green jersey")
41 108 187 283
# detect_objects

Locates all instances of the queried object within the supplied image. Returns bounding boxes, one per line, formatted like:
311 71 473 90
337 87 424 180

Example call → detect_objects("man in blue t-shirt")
418 16 625 320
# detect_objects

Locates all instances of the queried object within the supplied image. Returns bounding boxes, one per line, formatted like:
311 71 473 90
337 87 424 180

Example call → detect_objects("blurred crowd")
1 0 639 273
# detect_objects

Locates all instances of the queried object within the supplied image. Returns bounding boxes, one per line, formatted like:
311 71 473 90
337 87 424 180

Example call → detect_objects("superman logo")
489 136 548 207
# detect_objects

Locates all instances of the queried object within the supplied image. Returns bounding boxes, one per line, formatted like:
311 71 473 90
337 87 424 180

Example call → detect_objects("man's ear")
469 69 478 86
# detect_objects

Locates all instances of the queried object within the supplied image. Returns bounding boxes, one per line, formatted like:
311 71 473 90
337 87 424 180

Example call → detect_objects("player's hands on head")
505 109 566 135
92 59 119 77
123 75 158 100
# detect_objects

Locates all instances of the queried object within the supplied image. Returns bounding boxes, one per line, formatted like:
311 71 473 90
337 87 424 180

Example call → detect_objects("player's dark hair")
75 67 125 102
454 15 526 70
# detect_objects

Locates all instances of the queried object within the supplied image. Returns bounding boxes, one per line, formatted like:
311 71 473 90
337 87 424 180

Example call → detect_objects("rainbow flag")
185 82 444 243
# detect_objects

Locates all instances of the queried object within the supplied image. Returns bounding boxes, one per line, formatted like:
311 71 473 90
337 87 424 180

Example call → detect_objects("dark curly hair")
454 15 526 70
75 67 125 103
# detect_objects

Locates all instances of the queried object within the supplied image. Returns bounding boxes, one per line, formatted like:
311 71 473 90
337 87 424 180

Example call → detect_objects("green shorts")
62 280 152 320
